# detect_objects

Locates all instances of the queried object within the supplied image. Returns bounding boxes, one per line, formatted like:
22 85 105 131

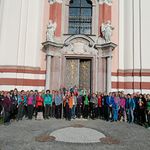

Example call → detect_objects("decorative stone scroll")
48 0 63 4
63 42 98 55
98 0 112 5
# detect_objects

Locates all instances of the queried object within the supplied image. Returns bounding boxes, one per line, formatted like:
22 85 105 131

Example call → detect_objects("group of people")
0 88 150 127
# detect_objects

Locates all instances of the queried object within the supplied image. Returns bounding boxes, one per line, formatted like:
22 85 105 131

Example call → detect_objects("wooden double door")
65 58 92 91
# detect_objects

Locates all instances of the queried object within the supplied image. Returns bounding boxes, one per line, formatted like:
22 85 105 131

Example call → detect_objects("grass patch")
0 116 4 124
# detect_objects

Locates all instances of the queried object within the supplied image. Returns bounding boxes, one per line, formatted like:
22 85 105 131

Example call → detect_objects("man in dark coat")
2 92 12 124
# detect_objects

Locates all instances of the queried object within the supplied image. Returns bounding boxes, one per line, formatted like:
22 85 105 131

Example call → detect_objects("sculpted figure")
101 20 114 43
46 20 57 42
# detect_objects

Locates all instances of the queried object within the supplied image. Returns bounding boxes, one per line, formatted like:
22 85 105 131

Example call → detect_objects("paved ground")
0 118 150 150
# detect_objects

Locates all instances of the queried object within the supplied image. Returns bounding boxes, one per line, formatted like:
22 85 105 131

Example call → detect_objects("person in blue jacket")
126 94 135 123
54 91 62 119
17 90 25 121
106 92 115 121
113 93 120 122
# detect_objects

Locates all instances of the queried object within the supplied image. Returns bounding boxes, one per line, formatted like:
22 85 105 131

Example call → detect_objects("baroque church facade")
0 0 150 93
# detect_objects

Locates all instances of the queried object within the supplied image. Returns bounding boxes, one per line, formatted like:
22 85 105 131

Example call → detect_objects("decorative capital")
98 0 112 6
48 0 63 4
94 42 117 52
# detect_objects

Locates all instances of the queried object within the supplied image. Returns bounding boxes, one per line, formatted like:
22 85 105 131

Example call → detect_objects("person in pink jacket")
119 93 127 121
27 90 35 119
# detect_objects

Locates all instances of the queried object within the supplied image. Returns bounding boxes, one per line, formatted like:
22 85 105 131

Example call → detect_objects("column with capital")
106 56 112 94
45 54 52 90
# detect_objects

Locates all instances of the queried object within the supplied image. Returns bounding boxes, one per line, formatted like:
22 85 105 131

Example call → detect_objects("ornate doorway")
65 58 92 91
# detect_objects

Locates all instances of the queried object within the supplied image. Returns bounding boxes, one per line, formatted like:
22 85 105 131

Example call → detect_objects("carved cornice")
48 0 112 5
42 41 64 56
94 42 117 50
42 41 64 48
94 42 117 57
42 41 64 55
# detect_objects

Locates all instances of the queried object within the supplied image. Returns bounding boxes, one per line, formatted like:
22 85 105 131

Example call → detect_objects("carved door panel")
79 60 91 91
65 59 79 88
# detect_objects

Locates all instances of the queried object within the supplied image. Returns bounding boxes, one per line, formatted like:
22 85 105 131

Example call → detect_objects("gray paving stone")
0 118 150 150
50 127 105 143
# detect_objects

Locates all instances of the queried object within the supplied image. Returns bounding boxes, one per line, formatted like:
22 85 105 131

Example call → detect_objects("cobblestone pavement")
0 118 150 150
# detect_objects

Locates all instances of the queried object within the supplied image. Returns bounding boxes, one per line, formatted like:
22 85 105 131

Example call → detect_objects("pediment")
63 35 97 55
64 35 95 47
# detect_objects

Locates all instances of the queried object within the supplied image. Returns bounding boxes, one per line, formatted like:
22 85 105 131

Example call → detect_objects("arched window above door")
68 0 92 35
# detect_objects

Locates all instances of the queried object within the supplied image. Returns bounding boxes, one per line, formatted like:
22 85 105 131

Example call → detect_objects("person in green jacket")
83 93 89 119
146 94 150 126
43 90 52 119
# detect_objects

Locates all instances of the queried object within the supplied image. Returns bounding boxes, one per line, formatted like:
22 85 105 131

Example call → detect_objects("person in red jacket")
35 92 43 119
97 94 102 119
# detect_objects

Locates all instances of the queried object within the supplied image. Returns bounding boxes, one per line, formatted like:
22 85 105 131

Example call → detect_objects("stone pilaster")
106 56 112 93
42 41 63 90
45 54 52 90
95 42 117 93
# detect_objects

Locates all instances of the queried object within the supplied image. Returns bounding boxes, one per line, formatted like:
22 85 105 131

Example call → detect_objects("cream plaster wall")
0 0 21 66
118 0 150 71
40 0 49 70
123 0 134 70
141 0 150 69
0 0 44 68
133 0 141 69
118 0 124 70
111 0 119 72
